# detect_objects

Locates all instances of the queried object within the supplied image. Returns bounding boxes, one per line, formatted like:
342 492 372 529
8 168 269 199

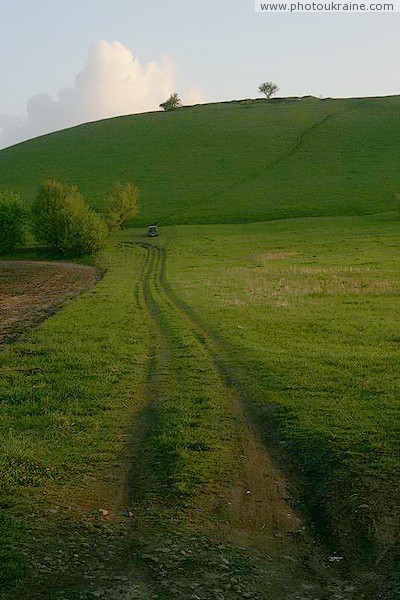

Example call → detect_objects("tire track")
138 242 310 551
141 240 394 600
96 242 360 600
125 241 166 508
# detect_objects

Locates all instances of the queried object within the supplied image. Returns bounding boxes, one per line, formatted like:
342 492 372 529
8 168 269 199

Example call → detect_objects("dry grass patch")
230 264 397 305
258 251 297 262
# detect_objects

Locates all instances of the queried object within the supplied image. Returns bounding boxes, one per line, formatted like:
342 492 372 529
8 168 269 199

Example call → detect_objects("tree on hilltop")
258 81 279 100
160 93 182 111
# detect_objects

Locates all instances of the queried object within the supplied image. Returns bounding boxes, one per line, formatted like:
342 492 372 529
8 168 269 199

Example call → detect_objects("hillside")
1 97 399 597
0 95 399 225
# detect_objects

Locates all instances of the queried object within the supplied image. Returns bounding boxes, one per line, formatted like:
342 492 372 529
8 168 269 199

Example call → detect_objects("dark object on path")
148 225 159 237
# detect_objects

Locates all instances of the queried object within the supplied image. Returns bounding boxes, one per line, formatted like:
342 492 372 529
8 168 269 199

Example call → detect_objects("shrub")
0 191 27 254
32 181 107 256
160 93 182 111
105 182 139 232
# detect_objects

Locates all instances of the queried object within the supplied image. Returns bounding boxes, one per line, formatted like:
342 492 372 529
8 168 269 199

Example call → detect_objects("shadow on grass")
233 382 400 596
160 277 399 594
0 245 97 265
0 513 28 592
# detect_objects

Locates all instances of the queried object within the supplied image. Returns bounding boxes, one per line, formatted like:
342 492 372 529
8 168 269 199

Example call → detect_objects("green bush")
32 181 107 256
0 191 27 254
105 182 139 232
159 93 182 111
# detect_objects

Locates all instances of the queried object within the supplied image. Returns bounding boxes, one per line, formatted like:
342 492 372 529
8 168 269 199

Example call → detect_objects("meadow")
1 96 400 225
165 215 400 565
0 96 399 598
0 236 341 599
0 243 151 591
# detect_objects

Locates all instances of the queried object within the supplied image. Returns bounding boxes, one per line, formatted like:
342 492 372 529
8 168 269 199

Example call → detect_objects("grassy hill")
0 96 399 597
0 95 399 225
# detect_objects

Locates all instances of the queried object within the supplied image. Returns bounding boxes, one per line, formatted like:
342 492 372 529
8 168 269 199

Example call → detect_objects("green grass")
1 96 400 225
0 240 151 588
1 94 399 595
129 240 240 511
164 214 400 563
0 222 398 591
0 236 328 598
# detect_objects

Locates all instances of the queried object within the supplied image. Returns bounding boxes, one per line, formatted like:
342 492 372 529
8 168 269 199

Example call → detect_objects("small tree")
0 191 27 254
258 81 279 100
32 180 107 256
105 182 139 232
160 93 182 111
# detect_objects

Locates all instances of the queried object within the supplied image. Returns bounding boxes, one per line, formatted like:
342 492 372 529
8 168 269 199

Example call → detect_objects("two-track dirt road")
0 246 377 599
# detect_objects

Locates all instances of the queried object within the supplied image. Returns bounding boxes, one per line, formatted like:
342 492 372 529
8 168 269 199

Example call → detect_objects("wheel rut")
8 240 366 599
132 241 362 600
135 241 300 541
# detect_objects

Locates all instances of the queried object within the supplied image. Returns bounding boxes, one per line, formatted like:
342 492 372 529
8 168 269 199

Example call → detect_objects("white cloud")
0 114 24 146
184 85 206 106
0 40 205 149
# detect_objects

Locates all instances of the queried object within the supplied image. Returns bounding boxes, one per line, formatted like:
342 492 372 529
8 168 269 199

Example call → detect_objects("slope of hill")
0 95 399 225
1 97 399 597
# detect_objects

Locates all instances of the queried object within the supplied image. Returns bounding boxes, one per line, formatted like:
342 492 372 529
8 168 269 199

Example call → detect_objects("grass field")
0 96 399 598
0 238 346 600
0 243 151 592
165 215 400 564
0 96 400 225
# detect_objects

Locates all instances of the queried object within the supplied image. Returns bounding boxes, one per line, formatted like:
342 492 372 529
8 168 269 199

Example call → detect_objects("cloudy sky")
0 0 399 148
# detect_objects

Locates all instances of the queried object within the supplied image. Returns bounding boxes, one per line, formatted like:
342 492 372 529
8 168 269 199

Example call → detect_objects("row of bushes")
0 180 139 256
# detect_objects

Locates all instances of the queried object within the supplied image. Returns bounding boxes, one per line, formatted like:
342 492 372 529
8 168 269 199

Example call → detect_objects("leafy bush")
160 93 182 111
32 180 107 256
105 182 139 232
0 191 27 254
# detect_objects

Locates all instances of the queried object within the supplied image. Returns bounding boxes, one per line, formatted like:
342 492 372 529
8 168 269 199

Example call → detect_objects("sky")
0 0 399 148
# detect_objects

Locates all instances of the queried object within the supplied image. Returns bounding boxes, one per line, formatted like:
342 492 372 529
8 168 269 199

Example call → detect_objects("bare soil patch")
0 260 99 347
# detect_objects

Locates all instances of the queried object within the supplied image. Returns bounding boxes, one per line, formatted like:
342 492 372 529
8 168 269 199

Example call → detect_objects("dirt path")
137 242 300 542
131 241 363 599
163 103 368 227
162 107 350 224
1 246 377 599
